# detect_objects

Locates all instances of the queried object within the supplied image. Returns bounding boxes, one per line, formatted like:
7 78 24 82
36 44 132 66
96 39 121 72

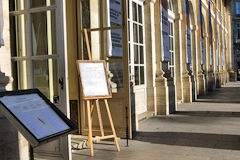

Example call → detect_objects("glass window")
31 0 55 8
237 23 240 40
80 0 125 93
168 20 174 78
9 0 59 101
31 11 57 56
168 0 173 12
128 0 145 86
236 2 240 16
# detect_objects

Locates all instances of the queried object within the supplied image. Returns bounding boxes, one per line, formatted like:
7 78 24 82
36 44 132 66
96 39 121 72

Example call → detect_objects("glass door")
79 0 130 138
9 0 70 159
128 0 147 115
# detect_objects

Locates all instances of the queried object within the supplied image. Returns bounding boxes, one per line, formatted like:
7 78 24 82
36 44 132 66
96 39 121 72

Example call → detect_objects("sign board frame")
0 89 78 147
76 60 112 100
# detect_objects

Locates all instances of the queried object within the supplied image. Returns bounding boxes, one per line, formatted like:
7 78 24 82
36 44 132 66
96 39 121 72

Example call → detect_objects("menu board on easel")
77 60 112 100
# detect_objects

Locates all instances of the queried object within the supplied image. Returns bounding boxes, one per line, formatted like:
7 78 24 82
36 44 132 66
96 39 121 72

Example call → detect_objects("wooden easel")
82 29 120 156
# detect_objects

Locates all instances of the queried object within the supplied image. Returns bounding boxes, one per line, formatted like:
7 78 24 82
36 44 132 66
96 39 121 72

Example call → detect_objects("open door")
77 0 130 138
9 0 71 159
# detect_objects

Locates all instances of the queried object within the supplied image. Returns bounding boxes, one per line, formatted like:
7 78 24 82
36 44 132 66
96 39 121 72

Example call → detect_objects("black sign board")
0 89 78 147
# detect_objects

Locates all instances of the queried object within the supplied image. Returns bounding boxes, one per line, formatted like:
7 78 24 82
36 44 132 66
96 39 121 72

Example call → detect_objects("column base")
191 75 197 101
207 72 216 92
229 70 237 82
167 78 177 113
182 74 192 103
220 72 225 85
198 73 206 96
216 72 221 88
155 77 169 115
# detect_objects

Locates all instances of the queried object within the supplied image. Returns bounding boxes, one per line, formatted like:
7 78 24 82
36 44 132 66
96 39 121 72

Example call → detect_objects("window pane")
134 44 138 64
81 0 91 29
138 5 142 23
133 23 138 43
171 37 174 50
9 0 25 11
109 62 124 93
31 11 57 56
104 29 123 58
139 25 143 44
128 0 130 19
103 0 122 27
31 0 55 8
33 59 59 101
140 66 144 85
236 2 240 15
132 2 137 22
10 14 27 57
128 43 131 62
11 60 32 90
140 46 144 64
134 66 139 85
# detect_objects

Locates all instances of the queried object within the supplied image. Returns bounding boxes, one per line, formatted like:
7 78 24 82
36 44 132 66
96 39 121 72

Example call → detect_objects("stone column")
154 0 169 115
195 0 206 96
206 17 214 92
226 2 236 81
191 25 197 101
216 23 222 88
144 0 156 115
0 0 30 159
175 12 183 104
0 71 30 160
181 1 192 103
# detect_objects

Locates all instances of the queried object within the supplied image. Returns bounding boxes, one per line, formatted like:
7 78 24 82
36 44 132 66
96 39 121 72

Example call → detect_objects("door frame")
128 0 147 115
9 0 71 159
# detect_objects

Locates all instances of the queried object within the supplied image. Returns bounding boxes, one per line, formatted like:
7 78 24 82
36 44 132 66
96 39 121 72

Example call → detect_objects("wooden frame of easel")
77 29 120 156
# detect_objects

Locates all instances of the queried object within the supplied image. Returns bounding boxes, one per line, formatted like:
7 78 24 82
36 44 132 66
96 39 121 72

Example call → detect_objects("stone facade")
0 0 236 159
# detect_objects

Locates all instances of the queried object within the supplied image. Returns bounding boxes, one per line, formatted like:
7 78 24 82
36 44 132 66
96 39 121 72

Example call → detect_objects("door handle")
59 77 64 90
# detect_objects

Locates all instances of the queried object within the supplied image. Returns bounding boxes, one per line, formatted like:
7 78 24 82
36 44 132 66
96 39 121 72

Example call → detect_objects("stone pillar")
0 71 30 160
175 12 183 104
226 2 236 81
195 0 206 96
191 25 197 101
154 0 169 115
145 0 156 115
216 22 222 88
206 24 214 92
181 1 192 103
0 0 30 159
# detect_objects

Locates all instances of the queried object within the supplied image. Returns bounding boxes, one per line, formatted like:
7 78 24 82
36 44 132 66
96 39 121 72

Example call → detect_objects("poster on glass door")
160 0 170 62
107 0 123 57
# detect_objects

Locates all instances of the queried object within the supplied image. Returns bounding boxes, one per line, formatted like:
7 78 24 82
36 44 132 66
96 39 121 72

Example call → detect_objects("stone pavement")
72 82 240 160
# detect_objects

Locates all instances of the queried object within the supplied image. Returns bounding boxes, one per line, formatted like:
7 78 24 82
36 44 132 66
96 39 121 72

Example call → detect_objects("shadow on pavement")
175 111 240 117
134 131 240 150
196 87 240 104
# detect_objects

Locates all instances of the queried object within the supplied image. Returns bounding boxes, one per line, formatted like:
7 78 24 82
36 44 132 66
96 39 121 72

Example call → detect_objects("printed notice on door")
78 61 111 99
0 94 70 140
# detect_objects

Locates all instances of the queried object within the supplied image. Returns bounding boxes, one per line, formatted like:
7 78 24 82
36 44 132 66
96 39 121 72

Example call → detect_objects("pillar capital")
203 33 208 38
191 25 198 31
175 13 183 21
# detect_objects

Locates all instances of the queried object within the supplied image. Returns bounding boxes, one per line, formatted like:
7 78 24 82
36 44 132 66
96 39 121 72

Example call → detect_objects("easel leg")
88 101 94 146
104 99 120 152
96 99 104 137
87 100 94 156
